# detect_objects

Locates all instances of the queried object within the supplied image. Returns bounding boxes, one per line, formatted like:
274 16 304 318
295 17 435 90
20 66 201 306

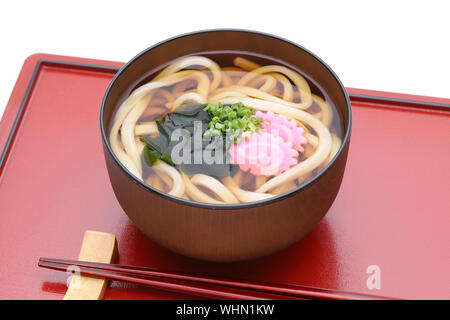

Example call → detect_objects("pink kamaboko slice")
255 110 307 152
229 132 299 176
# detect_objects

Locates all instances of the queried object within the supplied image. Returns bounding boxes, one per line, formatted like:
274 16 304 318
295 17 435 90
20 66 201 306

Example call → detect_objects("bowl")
100 29 352 262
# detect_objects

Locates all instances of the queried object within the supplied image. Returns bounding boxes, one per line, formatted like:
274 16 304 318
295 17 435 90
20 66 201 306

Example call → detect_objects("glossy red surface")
0 54 448 299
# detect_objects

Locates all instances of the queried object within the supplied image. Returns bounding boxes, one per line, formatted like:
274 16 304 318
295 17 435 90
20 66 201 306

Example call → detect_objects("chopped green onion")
203 101 262 143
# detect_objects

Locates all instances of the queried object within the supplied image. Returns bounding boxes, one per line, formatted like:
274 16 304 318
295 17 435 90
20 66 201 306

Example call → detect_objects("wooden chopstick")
39 260 274 299
38 257 385 300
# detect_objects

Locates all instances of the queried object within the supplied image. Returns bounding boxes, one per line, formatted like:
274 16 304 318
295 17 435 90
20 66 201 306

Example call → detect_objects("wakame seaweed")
140 136 175 167
140 103 236 179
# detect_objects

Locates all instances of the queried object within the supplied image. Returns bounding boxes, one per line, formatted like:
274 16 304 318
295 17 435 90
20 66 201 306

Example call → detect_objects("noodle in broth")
109 54 343 204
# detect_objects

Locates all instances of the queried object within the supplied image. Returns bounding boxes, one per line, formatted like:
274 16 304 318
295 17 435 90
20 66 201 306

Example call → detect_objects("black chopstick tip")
38 257 51 267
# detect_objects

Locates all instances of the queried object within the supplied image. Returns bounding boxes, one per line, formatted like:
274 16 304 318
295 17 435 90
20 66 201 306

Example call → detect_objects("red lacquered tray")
0 54 449 300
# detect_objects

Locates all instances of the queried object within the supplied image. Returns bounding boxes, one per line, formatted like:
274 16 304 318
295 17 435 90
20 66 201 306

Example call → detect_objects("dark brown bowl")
100 29 352 262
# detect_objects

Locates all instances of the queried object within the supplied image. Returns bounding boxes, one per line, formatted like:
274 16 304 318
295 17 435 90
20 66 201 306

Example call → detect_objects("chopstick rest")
63 230 117 300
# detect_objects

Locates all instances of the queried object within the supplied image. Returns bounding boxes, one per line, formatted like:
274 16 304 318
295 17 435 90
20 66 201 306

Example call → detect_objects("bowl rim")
100 28 352 210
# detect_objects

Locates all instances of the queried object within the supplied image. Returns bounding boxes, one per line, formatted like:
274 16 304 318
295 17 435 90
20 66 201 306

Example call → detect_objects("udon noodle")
109 54 343 204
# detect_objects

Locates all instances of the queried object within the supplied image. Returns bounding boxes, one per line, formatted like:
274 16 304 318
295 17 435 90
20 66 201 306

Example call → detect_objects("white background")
0 0 449 118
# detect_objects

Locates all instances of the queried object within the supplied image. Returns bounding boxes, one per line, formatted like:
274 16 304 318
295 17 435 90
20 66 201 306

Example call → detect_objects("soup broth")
109 51 344 204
